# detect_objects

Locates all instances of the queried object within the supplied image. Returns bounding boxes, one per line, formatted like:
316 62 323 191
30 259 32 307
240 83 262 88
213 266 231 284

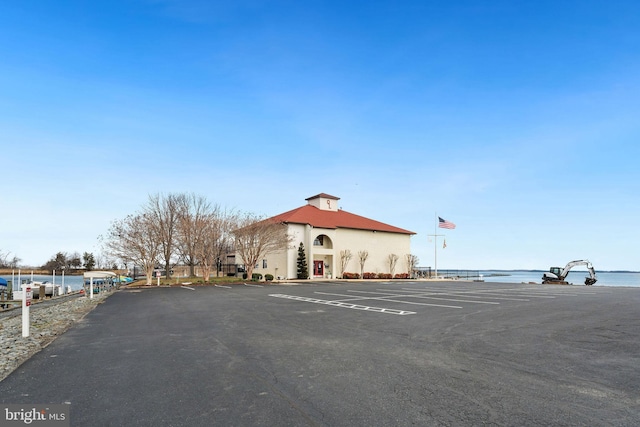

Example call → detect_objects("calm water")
480 270 640 287
1 273 86 291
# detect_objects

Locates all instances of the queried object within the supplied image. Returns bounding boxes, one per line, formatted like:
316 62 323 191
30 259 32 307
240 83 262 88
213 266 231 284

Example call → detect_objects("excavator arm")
585 265 597 286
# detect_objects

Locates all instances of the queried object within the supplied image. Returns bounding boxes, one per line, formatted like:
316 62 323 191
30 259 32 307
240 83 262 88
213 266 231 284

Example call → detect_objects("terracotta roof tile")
270 205 415 235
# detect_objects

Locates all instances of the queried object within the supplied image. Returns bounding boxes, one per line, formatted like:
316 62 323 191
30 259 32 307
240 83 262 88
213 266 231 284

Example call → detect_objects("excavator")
542 260 597 285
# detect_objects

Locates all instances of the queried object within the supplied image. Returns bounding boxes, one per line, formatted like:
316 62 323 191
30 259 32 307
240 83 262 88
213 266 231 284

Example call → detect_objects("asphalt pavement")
1 281 639 426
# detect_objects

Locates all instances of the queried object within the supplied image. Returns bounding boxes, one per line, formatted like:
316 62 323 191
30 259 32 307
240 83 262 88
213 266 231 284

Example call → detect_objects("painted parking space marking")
398 288 532 301
269 283 605 315
314 291 463 309
350 289 501 305
269 294 416 315
399 286 605 300
398 288 530 302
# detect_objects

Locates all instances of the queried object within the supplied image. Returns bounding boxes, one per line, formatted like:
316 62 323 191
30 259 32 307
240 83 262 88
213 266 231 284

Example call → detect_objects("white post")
434 212 438 279
22 284 31 337
62 268 65 291
53 269 56 285
427 213 443 279
90 277 94 300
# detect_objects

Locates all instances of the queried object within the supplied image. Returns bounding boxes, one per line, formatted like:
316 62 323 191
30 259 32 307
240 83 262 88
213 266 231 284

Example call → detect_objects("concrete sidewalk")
1 282 639 426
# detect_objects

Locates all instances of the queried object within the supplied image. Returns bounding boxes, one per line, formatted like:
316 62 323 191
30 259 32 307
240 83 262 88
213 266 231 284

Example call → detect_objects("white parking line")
314 291 463 309
181 286 195 291
244 283 263 287
215 284 231 289
445 290 556 299
397 288 532 301
269 294 416 315
351 289 501 305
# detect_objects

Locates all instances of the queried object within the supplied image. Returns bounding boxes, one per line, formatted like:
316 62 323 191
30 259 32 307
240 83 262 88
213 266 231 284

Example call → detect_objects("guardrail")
414 269 481 279
437 270 481 279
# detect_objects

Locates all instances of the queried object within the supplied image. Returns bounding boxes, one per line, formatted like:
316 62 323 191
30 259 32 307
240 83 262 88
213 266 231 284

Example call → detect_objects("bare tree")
358 250 369 278
145 193 184 278
387 253 399 276
194 213 217 282
405 254 419 278
0 250 21 268
8 255 21 269
339 249 353 278
232 213 292 281
103 213 161 285
175 194 212 277
193 207 238 282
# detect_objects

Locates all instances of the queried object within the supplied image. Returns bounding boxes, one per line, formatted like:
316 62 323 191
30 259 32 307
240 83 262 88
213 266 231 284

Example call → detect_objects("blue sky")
2 1 639 270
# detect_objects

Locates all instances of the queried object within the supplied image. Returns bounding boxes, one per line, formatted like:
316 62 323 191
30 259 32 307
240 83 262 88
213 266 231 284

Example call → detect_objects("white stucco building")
252 193 416 279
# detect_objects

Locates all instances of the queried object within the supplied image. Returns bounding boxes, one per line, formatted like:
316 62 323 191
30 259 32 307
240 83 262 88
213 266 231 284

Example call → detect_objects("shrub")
363 272 377 279
342 272 360 279
252 273 263 281
265 274 274 281
377 273 393 279
394 273 410 279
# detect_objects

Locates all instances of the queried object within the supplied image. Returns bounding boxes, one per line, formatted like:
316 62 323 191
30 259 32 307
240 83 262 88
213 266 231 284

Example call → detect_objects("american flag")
438 217 456 229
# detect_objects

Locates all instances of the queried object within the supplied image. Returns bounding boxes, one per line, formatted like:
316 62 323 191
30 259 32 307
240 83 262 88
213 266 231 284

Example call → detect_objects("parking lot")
1 281 639 426
269 280 610 314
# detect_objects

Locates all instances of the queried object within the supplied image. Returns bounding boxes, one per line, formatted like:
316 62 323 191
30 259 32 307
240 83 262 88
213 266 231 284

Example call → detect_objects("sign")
25 285 32 307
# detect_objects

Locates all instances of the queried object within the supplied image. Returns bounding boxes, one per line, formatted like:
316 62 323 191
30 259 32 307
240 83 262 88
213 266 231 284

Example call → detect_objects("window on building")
314 235 324 246
262 259 267 268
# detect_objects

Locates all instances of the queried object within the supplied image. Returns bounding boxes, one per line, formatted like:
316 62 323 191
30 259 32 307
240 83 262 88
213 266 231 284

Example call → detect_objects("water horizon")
2 270 640 289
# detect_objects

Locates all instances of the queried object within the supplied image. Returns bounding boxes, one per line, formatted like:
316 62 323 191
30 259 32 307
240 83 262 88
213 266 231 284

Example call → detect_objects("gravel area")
0 292 112 381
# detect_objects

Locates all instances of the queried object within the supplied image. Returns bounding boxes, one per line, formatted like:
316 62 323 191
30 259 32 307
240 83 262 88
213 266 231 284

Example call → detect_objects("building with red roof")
254 193 416 279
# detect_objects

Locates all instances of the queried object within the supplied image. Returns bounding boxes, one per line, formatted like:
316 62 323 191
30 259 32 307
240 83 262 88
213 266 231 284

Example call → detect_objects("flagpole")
428 212 444 279
434 212 437 278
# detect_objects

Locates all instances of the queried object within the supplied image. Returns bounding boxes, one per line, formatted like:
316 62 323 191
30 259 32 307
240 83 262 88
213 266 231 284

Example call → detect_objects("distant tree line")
41 251 97 272
102 193 291 285
0 249 100 272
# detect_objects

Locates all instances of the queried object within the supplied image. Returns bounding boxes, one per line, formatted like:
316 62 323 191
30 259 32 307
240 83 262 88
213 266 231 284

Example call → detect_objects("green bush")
265 274 274 281
252 273 263 281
